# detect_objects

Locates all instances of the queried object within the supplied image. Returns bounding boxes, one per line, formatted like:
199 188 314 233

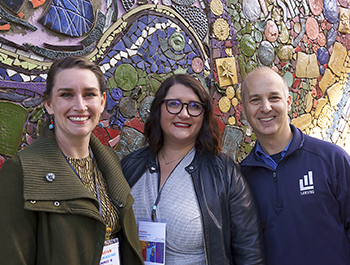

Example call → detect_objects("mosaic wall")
0 0 349 168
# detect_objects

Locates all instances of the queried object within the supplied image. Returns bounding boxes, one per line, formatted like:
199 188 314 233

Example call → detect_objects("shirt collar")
255 138 292 170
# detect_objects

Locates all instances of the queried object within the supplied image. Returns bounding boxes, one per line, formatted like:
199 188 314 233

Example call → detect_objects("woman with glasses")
121 74 265 265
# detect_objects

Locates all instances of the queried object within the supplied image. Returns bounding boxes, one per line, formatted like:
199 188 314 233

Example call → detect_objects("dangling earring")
49 115 54 130
99 120 103 128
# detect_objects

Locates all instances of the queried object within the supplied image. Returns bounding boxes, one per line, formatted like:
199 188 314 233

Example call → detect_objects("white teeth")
69 116 89 121
260 117 274 122
174 123 190 127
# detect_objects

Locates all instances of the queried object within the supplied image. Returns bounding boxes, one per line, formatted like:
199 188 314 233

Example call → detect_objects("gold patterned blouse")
67 156 120 240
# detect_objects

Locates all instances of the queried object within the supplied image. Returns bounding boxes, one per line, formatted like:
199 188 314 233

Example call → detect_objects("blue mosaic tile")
165 67 172 73
151 63 158 73
113 41 127 52
108 66 117 76
5 75 10 81
140 15 147 24
101 56 110 64
128 22 138 36
157 30 166 38
11 74 23 82
153 17 162 24
167 28 176 37
0 68 6 77
138 46 145 56
141 40 149 49
148 15 156 23
193 49 199 54
107 93 117 112
132 55 142 63
160 54 167 62
33 76 43 82
138 21 147 31
135 28 142 37
137 61 145 70
184 35 189 43
178 59 186 66
150 34 159 48
105 71 113 78
146 68 150 74
115 115 126 128
143 48 150 61
159 65 165 74
39 0 94 37
172 65 178 70
116 61 122 67
149 46 157 56
111 87 123 100
149 57 154 63
153 53 159 61
188 52 196 59
164 61 171 67
108 50 118 58
169 59 176 66
160 17 168 23
187 67 193 74
122 58 133 64
122 35 133 48
130 34 137 42
156 58 161 65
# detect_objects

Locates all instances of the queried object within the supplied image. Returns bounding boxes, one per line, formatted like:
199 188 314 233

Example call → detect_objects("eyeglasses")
163 99 205 117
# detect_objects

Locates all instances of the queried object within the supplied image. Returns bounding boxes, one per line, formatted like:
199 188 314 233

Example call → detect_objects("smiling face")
44 67 106 144
160 83 204 148
242 68 291 143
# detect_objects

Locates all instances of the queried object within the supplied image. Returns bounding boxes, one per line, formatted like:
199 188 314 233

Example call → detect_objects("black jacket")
121 146 265 265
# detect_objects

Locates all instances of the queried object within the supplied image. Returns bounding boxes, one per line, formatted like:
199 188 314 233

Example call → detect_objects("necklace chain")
161 153 183 165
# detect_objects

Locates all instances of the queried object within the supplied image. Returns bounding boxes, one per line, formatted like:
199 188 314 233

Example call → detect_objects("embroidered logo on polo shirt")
299 171 315 195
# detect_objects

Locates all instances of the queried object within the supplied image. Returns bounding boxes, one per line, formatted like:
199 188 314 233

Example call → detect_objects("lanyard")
61 148 103 218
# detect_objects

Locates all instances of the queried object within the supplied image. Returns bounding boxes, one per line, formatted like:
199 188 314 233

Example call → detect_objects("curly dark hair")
144 74 221 156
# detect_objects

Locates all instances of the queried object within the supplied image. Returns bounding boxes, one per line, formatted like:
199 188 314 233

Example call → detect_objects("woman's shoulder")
121 146 151 164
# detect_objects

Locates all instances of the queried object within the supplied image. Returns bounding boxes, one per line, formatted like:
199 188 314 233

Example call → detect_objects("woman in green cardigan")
0 56 144 265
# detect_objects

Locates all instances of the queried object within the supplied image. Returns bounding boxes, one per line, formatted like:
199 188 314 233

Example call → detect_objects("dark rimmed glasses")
163 99 205 117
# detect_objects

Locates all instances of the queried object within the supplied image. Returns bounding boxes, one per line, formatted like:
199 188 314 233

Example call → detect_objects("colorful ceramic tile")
0 101 27 157
39 0 94 37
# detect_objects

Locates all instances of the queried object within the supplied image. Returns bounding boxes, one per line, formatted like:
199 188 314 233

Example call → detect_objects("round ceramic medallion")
169 32 185 51
213 18 230 41
192 57 204 73
119 97 137 119
114 64 138 91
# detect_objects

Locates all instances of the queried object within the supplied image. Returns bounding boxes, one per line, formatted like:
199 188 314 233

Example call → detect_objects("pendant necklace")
161 153 183 165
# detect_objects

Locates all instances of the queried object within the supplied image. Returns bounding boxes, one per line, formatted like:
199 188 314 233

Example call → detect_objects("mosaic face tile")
39 0 94 37
213 18 230 41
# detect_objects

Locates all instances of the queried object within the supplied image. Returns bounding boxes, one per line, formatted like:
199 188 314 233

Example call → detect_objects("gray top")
131 148 206 265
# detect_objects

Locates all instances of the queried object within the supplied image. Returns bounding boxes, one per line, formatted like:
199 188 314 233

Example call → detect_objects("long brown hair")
144 74 221 155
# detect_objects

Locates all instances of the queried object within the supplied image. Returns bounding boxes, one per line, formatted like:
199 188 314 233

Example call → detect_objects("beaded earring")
49 115 54 130
99 120 103 128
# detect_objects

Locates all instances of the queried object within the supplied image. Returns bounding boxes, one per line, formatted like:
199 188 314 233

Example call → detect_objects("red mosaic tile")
92 127 109 146
124 117 144 133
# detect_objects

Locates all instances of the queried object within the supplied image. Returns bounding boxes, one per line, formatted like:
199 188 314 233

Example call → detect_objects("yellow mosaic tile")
218 96 231 113
291 113 312 131
328 42 347 76
327 83 343 107
216 57 238 87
